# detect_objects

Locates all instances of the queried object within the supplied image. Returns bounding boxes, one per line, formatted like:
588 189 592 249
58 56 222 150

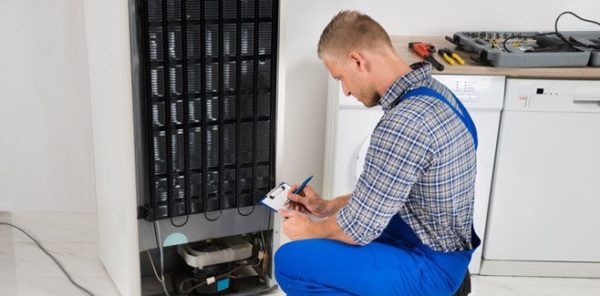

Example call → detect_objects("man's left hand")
279 209 319 240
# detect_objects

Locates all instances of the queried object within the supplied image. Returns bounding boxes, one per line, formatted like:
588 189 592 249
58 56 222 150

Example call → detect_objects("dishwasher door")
484 79 600 263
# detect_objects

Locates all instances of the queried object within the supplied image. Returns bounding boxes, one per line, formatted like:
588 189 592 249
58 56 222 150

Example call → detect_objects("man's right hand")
287 185 331 218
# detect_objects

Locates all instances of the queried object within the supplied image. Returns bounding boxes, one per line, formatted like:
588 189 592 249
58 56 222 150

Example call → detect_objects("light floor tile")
7 276 120 296
0 211 13 240
14 241 106 278
471 275 600 296
9 212 97 243
4 211 600 296
0 214 17 278
0 239 16 278
265 276 600 296
0 276 18 296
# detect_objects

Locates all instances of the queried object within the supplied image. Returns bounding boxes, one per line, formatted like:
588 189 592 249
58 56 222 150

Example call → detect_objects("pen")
293 175 313 195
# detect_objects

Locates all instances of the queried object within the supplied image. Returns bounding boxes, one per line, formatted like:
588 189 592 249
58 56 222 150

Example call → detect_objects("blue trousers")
275 214 480 296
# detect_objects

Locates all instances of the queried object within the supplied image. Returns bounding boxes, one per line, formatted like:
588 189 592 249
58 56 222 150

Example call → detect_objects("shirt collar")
378 62 433 112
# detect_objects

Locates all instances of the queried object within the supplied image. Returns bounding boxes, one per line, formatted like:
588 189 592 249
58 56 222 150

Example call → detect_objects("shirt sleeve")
336 114 435 245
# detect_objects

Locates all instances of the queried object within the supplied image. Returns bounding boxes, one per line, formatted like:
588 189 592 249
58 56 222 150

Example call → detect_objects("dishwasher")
481 78 600 278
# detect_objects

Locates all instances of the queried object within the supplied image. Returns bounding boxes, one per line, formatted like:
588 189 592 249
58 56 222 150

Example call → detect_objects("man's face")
323 54 380 107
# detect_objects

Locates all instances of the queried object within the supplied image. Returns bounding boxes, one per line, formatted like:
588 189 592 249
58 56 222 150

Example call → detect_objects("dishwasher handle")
573 97 600 112
573 97 600 102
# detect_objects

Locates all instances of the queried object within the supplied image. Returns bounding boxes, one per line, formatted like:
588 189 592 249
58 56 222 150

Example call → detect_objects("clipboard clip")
266 183 287 199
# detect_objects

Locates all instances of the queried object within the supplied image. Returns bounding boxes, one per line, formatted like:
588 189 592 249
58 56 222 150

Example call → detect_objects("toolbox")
560 31 600 66
451 31 599 67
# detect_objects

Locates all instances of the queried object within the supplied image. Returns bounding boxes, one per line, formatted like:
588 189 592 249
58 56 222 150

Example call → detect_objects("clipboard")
260 182 291 212
259 183 325 221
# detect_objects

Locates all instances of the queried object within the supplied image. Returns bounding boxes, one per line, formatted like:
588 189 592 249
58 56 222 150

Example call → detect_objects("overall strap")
397 87 478 150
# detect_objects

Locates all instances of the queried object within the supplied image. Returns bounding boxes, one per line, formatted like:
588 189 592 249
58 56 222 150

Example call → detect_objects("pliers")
438 48 465 65
408 42 445 71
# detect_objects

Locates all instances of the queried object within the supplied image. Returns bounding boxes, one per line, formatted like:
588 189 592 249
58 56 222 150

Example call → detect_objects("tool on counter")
438 48 466 65
408 42 445 71
438 49 455 65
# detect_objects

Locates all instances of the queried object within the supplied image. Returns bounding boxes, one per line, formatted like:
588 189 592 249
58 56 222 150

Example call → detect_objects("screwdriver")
408 42 444 71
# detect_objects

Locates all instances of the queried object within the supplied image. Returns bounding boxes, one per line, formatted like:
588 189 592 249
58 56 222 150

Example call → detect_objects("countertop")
392 36 600 79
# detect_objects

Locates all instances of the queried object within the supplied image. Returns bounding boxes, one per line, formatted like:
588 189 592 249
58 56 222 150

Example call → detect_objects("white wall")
279 0 600 195
0 0 96 212
0 0 598 214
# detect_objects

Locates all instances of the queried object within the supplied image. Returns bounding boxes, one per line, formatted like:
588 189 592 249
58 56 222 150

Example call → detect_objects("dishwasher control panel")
504 79 600 112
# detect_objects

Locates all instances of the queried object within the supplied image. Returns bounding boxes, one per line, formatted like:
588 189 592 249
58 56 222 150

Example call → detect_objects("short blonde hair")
317 10 392 59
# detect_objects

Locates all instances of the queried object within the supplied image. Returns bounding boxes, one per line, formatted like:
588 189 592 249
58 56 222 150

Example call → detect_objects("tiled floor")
0 212 120 296
1 211 600 296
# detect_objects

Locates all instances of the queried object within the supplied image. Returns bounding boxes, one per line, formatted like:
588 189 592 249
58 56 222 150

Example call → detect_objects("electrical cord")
502 11 600 53
555 11 600 48
178 257 264 294
178 265 239 294
146 251 168 293
568 36 600 50
152 221 171 296
502 32 555 53
0 222 95 296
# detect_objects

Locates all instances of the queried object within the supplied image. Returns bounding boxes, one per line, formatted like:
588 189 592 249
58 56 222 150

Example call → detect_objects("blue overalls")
275 87 481 296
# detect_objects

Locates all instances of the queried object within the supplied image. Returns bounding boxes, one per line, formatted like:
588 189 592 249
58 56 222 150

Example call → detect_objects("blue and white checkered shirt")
336 63 477 252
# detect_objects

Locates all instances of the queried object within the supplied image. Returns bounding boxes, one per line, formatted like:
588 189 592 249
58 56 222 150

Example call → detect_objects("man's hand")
286 185 331 217
279 209 320 240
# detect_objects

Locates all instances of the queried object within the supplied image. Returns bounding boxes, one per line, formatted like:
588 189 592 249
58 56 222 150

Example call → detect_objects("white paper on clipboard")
259 183 325 221
260 182 291 212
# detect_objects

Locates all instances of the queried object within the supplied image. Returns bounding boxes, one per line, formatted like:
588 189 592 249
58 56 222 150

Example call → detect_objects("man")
274 10 480 296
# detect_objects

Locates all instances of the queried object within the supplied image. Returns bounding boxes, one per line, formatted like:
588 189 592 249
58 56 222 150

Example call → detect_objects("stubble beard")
362 92 380 108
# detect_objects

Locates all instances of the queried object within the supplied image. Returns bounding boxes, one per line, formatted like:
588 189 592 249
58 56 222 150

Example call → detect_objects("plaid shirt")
336 63 477 252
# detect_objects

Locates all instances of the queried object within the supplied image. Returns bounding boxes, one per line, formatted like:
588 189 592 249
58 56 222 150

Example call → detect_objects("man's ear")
347 51 369 73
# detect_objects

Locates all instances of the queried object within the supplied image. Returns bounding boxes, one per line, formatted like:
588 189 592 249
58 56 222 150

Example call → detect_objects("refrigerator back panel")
133 0 279 221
